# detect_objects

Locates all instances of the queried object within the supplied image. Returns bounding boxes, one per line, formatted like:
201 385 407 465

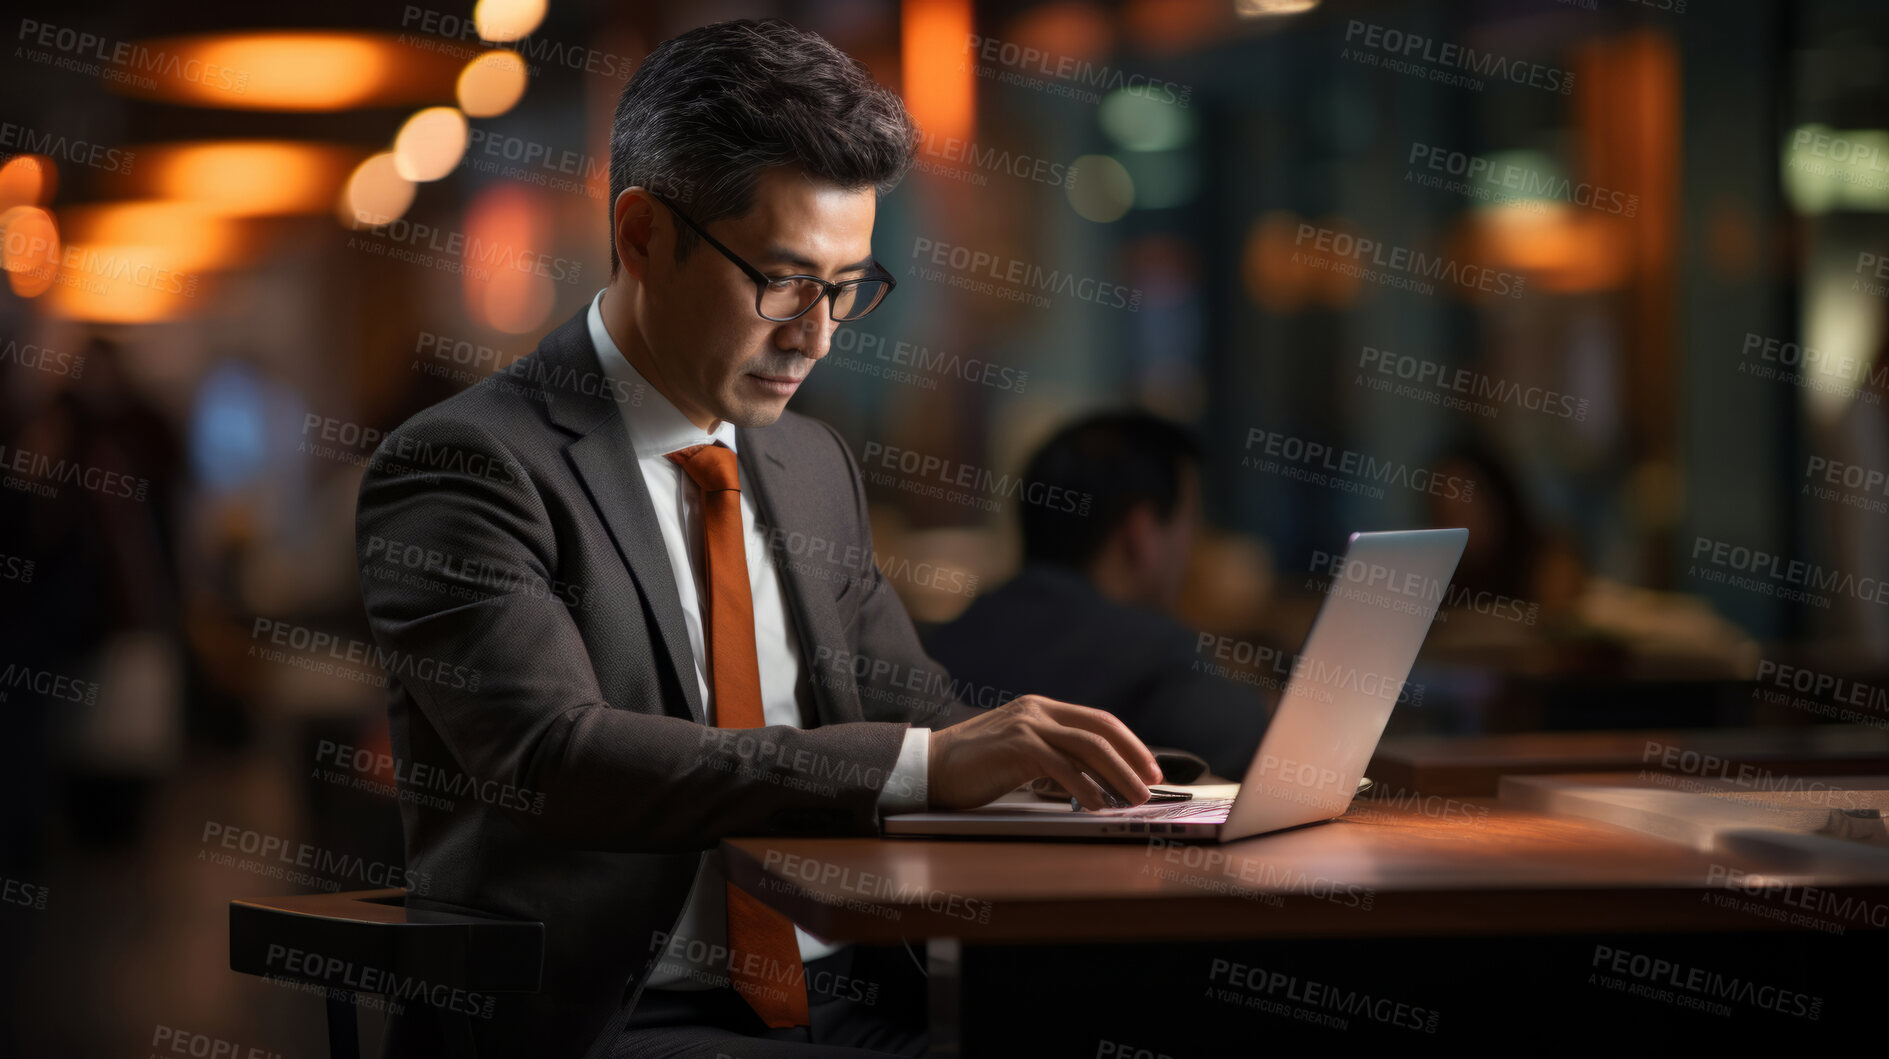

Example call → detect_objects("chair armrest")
229 888 543 994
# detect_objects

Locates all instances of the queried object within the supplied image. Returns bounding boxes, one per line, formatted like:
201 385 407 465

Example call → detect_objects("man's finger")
1036 700 1162 784
1035 750 1113 812
1038 726 1151 806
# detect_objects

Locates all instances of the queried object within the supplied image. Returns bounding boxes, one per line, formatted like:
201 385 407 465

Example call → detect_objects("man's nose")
778 298 838 360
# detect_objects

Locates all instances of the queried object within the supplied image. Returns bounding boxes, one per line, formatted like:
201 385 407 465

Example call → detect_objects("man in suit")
353 18 1161 1059
927 412 1270 780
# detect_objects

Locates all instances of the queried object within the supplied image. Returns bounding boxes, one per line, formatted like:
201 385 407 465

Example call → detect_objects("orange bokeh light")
903 0 975 146
0 156 55 212
58 201 248 273
107 32 465 111
123 141 365 217
2 205 61 298
462 183 557 334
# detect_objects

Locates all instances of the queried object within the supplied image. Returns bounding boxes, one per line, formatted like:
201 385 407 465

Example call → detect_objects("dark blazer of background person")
927 563 1265 778
353 311 980 1057
926 412 1269 779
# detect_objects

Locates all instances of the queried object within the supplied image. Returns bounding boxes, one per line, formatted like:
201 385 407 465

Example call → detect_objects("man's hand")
927 695 1162 811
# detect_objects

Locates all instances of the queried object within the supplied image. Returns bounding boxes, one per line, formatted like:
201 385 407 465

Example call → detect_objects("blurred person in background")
0 336 186 845
926 411 1270 779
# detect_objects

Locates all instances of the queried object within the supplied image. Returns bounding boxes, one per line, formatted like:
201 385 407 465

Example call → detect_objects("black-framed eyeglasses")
650 192 895 323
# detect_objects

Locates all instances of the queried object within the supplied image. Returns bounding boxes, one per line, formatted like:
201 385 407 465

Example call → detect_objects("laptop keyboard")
1097 798 1233 821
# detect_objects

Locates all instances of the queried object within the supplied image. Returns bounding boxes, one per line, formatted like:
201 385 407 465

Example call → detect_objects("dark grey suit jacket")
353 307 980 1057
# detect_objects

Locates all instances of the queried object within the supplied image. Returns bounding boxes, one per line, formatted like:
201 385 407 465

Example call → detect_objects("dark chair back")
228 888 543 1059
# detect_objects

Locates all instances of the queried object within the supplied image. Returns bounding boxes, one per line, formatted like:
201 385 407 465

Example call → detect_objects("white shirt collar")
586 288 738 459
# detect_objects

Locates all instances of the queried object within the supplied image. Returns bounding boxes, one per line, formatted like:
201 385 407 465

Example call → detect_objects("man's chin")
721 398 789 429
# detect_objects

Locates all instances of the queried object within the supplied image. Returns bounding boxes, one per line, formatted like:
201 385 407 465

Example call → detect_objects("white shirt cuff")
875 727 929 815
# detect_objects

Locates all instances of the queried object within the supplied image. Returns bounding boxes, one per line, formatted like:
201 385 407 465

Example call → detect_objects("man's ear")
613 188 658 281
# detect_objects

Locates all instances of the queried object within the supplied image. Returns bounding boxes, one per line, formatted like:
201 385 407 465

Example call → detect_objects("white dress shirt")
584 290 928 990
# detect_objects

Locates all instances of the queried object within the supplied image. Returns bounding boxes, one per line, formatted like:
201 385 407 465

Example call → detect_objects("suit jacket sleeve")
355 415 909 854
817 419 987 731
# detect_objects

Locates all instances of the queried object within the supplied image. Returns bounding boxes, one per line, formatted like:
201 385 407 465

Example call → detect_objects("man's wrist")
875 727 929 815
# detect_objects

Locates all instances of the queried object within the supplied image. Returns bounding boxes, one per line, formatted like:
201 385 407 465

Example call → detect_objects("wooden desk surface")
1369 725 1889 796
724 796 1889 944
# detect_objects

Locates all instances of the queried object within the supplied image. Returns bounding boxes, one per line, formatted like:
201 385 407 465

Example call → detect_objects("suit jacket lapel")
738 428 864 726
538 311 706 726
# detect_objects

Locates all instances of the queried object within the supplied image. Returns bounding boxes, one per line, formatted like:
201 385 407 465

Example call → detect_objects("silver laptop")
884 528 1468 842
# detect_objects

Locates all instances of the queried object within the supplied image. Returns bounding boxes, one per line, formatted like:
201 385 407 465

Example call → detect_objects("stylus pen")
1073 784 1194 811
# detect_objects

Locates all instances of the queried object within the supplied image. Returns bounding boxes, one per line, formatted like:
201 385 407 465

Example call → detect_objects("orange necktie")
666 443 810 1029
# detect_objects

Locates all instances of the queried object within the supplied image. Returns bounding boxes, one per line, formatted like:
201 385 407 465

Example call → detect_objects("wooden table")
726 795 1889 1051
1369 725 1889 796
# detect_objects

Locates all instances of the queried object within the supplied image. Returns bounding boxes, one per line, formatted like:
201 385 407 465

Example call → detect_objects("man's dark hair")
1020 411 1203 570
606 18 917 276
